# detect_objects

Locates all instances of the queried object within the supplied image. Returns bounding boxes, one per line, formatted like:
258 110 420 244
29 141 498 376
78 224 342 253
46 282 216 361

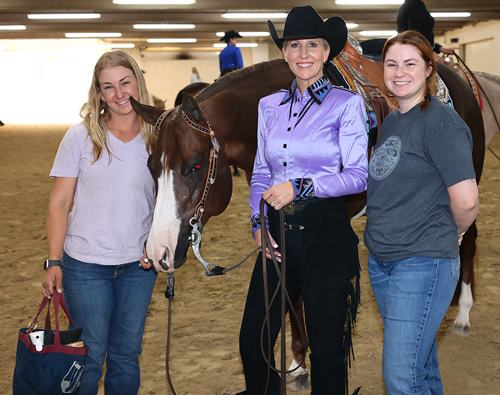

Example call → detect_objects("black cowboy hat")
219 30 243 43
267 5 348 61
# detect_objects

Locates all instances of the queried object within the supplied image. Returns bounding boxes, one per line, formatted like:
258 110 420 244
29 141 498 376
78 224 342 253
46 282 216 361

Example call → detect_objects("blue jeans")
62 252 157 395
368 254 459 395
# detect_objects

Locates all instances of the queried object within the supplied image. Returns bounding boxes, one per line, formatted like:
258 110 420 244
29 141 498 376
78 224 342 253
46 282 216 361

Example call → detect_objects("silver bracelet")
458 231 466 238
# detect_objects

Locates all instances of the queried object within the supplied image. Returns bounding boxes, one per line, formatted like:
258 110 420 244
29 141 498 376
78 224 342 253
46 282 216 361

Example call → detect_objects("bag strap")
27 296 51 335
27 288 77 345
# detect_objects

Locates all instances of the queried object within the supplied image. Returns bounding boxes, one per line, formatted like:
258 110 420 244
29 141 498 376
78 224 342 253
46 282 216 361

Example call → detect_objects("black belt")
282 198 319 216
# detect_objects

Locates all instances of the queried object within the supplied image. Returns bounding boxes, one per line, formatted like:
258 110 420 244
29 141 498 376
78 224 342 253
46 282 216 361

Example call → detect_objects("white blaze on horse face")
146 167 180 273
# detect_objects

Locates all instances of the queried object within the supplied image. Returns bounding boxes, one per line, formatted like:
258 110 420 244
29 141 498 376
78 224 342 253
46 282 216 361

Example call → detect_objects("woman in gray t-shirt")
364 31 478 394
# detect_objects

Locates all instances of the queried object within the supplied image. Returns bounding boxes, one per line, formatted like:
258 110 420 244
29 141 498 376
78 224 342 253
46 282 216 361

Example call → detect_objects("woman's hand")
42 267 63 298
262 181 295 211
254 228 281 262
440 46 459 55
140 246 153 270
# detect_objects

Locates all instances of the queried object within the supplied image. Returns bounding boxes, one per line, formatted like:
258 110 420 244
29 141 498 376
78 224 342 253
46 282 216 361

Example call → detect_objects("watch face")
44 259 49 270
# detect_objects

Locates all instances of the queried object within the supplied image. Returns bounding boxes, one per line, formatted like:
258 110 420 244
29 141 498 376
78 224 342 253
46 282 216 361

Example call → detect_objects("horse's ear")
182 92 202 122
130 97 165 125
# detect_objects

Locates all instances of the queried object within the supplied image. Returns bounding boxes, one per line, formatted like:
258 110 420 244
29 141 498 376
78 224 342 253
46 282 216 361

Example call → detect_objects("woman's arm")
447 178 478 234
235 47 244 69
42 177 76 298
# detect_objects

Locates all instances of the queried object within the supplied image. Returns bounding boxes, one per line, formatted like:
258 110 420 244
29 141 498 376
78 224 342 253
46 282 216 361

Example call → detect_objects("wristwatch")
44 259 62 270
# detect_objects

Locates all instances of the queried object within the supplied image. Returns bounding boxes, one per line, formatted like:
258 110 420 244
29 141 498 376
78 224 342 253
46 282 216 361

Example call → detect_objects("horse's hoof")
286 371 310 392
451 323 471 337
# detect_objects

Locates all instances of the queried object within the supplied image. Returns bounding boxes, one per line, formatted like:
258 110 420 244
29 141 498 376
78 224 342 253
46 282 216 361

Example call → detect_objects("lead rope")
258 198 308 395
164 274 177 395
163 199 307 395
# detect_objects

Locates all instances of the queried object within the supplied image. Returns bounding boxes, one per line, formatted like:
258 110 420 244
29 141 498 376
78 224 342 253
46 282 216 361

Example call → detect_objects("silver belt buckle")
282 202 296 216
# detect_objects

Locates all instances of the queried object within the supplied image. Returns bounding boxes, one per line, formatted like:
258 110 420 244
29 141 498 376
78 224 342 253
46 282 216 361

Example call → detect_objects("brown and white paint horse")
131 58 485 388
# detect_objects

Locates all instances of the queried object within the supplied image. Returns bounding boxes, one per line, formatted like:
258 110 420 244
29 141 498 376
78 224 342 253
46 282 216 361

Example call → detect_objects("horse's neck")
199 61 295 171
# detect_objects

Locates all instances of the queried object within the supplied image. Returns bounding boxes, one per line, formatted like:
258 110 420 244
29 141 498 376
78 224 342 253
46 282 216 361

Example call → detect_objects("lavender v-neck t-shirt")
50 123 155 265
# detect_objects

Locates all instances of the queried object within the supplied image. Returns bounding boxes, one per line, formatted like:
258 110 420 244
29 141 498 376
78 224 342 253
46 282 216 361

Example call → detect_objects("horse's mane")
474 71 500 84
195 59 286 101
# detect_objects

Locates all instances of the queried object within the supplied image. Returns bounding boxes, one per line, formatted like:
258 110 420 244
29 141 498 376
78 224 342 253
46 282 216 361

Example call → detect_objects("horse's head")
131 94 232 273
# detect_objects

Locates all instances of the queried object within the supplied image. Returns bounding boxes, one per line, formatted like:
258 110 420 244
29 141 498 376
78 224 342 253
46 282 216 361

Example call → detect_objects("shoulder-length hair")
80 50 155 162
382 30 436 111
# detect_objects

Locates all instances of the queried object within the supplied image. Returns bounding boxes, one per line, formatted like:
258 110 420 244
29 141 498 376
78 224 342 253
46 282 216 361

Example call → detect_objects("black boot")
233 166 241 176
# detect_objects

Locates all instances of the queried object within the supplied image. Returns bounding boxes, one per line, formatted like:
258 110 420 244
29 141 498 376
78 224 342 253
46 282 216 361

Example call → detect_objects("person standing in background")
219 30 244 77
219 30 244 176
190 67 203 83
397 0 458 63
42 49 158 395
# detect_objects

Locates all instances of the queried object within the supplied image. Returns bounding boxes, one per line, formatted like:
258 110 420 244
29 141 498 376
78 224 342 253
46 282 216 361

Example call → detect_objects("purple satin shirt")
249 76 369 218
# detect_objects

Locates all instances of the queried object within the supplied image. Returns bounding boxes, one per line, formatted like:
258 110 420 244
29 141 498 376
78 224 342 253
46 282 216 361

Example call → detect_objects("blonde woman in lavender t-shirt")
42 50 157 395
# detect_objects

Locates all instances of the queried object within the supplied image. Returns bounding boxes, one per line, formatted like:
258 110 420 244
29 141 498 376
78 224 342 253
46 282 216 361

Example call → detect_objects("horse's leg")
451 221 477 337
287 289 310 391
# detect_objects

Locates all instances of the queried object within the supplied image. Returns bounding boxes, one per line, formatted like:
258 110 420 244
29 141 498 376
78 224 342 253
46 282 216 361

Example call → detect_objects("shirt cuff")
290 178 314 201
250 214 268 238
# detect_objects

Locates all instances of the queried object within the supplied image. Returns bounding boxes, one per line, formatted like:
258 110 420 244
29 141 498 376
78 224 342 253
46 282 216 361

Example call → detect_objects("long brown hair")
382 30 436 111
80 50 155 162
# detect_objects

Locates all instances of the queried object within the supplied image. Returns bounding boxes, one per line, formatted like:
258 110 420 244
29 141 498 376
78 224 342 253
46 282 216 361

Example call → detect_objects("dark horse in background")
131 56 485 388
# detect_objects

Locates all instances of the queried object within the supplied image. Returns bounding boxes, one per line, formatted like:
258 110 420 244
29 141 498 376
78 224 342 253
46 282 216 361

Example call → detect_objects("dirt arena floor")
1 124 499 395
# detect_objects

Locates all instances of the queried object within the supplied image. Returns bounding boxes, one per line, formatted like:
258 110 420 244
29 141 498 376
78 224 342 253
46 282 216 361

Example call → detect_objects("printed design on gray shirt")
369 136 401 180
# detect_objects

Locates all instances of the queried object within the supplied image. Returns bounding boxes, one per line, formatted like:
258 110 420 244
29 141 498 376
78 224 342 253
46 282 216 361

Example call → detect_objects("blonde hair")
80 50 155 162
192 67 200 80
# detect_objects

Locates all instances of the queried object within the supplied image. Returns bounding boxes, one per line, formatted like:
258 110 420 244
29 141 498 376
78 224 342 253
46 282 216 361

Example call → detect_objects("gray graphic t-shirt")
364 97 476 261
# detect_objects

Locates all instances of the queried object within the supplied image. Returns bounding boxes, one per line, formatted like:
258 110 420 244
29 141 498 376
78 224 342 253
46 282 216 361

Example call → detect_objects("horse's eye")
192 163 203 172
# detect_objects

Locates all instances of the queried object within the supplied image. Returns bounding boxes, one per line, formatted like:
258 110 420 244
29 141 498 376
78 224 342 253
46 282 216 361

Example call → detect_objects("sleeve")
425 108 476 188
314 93 369 197
219 55 222 71
249 100 272 220
433 43 442 54
49 124 84 178
235 47 244 69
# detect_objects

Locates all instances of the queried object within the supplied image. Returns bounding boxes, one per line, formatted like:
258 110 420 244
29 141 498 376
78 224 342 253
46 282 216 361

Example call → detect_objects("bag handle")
27 288 77 347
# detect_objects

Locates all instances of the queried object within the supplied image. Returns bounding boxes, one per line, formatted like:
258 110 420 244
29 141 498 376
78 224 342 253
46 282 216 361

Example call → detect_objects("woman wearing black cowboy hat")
219 30 244 77
237 5 367 395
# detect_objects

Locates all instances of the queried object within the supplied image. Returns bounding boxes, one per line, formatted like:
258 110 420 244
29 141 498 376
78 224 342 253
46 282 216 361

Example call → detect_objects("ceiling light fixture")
360 30 397 36
28 14 101 19
216 31 269 37
134 24 195 29
0 25 26 30
213 43 258 48
147 38 197 43
10 39 60 44
222 13 288 19
96 43 135 48
430 12 471 18
346 23 359 29
336 0 403 4
60 39 98 43
65 33 122 38
113 0 195 4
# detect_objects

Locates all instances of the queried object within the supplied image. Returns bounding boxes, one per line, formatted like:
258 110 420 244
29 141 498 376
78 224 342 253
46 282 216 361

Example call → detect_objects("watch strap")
44 259 62 270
